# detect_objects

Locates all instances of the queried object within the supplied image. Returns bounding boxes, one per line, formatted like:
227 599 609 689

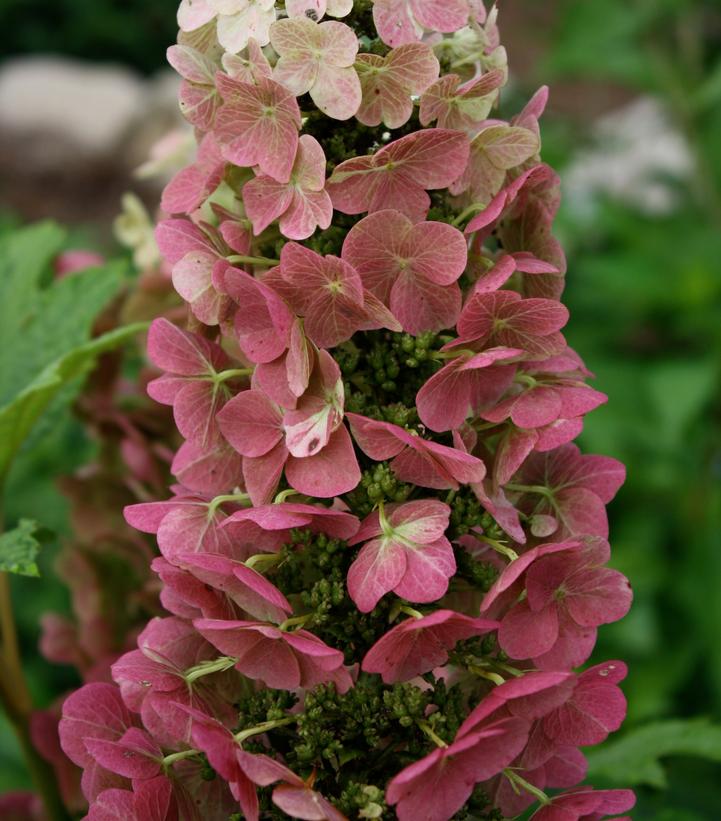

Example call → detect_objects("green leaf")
586 719 721 788
0 519 51 577
0 222 127 407
0 322 148 484
0 222 140 484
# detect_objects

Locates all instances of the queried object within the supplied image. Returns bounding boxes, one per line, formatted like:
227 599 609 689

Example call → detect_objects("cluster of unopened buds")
57 2 635 819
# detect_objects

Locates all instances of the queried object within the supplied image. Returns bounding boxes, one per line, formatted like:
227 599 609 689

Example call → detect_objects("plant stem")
226 254 281 267
417 720 448 748
0 572 70 821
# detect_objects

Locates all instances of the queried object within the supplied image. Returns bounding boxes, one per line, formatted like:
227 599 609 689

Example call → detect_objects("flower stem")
399 605 424 620
504 483 553 499
162 748 200 768
417 720 448 749
279 614 312 632
208 492 251 516
214 368 254 384
226 254 281 267
452 202 486 227
503 769 551 805
479 536 519 562
244 552 283 572
184 655 238 684
234 717 296 744
0 573 70 821
468 664 505 686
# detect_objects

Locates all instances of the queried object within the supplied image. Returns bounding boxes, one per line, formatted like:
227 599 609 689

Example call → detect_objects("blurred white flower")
564 97 692 215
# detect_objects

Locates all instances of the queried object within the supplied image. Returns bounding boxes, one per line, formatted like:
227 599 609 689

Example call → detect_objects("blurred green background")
1 0 720 818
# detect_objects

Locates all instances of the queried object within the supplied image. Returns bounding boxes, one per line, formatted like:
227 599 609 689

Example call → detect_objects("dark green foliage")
0 0 179 75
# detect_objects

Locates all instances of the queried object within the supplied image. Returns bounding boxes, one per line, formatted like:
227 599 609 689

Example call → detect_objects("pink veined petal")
395 434 487 488
86 788 137 821
171 438 244 496
156 502 237 562
285 424 361 497
219 264 293 364
194 620 301 689
411 0 471 34
83 728 162 781
494 427 539 486
542 664 627 746
161 146 224 216
327 129 469 219
564 566 633 627
341 211 467 334
361 610 497 683
498 599 560 660
391 273 462 334
172 252 229 326
124 496 204 534
480 541 580 611
533 788 635 821
214 76 301 184
345 413 406 460
155 218 219 266
393 537 456 603
534 612 597 671
281 187 333 240
356 44 438 128
347 537 408 613
242 440 288 505
311 62 362 120
416 348 520 432
389 499 450 544
217 390 284 457
172 378 226 446
271 783 347 821
243 175 295 236
147 317 227 375
346 412 486 488
177 552 292 623
59 683 136 769
372 0 419 47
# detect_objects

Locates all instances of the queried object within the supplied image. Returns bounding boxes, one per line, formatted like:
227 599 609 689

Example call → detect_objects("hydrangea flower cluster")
60 2 635 819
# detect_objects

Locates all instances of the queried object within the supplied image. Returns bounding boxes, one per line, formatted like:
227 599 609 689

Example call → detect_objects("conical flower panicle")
60 3 633 819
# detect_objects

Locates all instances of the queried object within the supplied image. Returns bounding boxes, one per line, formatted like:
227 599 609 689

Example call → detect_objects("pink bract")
327 128 469 221
214 73 301 184
362 609 497 683
342 210 468 334
270 16 361 120
347 500 455 612
347 413 486 489
356 43 439 129
243 134 332 240
373 0 471 47
194 619 352 691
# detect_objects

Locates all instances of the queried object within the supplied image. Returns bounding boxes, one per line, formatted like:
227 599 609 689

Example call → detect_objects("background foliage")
1 1 720 818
